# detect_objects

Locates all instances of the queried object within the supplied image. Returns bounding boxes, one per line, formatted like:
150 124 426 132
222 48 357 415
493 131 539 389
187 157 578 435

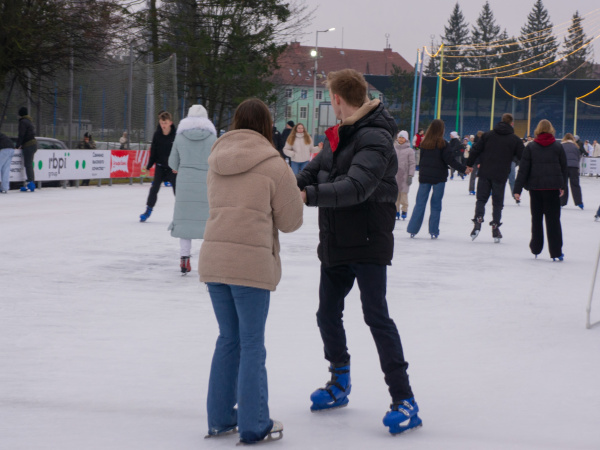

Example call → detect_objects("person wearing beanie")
16 107 37 192
139 110 177 222
448 131 465 179
394 130 415 220
167 104 217 274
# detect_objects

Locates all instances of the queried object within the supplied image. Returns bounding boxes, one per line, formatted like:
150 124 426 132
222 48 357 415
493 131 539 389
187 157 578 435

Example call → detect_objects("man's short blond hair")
325 69 368 108
158 111 172 122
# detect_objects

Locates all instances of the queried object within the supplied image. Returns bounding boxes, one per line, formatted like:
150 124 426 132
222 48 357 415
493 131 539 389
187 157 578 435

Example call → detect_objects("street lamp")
312 28 335 139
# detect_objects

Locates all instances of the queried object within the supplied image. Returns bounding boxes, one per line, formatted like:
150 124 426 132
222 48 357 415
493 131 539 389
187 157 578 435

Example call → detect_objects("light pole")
311 28 335 139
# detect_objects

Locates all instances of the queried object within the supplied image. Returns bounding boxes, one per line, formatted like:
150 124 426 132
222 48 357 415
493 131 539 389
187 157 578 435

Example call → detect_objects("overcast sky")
297 0 600 65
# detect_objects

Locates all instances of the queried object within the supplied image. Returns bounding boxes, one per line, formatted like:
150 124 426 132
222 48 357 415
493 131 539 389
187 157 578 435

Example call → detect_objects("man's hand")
559 189 564 197
301 190 307 204
318 142 324 150
514 193 521 202
465 167 473 175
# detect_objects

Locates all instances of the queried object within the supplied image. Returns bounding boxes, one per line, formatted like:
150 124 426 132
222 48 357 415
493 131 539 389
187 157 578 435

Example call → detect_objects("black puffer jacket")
562 141 582 168
466 121 524 182
147 123 176 170
418 141 467 184
0 132 15 149
296 100 398 267
513 136 567 194
449 137 464 159
17 115 36 148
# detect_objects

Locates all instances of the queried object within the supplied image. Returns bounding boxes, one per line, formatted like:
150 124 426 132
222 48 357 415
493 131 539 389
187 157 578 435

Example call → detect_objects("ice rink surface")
2 176 600 449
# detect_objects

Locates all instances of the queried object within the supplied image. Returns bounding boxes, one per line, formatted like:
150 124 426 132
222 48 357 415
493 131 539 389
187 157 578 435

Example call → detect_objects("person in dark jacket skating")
448 131 465 179
139 111 177 222
514 119 567 260
560 133 584 209
466 113 524 242
16 107 37 192
296 69 421 435
407 119 469 238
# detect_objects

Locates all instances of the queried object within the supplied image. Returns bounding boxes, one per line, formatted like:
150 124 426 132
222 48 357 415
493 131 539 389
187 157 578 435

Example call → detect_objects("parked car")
9 137 68 189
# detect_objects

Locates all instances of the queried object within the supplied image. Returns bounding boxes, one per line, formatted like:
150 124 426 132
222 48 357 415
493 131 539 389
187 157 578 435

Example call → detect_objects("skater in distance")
296 68 422 435
393 130 415 221
167 105 217 275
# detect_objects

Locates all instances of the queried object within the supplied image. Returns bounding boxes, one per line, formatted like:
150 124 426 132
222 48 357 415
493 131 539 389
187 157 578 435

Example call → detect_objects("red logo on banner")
110 150 155 178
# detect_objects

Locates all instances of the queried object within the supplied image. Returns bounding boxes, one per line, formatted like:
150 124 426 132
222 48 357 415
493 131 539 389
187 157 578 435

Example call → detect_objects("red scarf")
534 133 556 147
325 124 340 152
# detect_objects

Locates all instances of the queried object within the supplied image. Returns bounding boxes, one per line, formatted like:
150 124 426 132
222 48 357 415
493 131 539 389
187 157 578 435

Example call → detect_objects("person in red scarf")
513 119 567 261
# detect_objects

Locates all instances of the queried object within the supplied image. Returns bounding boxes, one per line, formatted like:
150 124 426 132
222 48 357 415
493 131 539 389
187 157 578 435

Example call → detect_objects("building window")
286 106 292 118
285 88 292 99
316 90 323 100
300 89 308 99
300 106 307 119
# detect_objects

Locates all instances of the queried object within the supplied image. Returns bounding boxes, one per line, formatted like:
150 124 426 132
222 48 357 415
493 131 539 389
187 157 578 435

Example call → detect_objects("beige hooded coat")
198 129 304 291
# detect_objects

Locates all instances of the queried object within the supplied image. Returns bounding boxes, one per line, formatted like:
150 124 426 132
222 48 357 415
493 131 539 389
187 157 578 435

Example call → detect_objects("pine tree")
467 1 501 75
425 38 440 76
519 0 558 78
442 3 470 75
561 11 593 79
497 31 522 73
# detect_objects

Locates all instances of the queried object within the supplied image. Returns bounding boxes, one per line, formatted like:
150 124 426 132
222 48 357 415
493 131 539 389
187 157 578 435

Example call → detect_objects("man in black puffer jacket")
297 69 421 434
466 113 524 241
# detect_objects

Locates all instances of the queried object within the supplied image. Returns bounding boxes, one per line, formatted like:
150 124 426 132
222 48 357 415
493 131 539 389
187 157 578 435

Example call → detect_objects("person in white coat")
394 130 416 220
168 104 217 274
283 123 319 174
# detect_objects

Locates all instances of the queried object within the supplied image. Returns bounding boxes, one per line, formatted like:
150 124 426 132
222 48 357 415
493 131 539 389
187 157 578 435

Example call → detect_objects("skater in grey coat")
394 130 416 220
168 104 217 274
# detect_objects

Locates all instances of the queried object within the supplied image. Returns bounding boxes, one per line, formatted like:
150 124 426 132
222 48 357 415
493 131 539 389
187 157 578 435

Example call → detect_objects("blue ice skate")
20 181 35 192
310 363 351 411
139 206 152 222
401 211 407 220
383 398 422 435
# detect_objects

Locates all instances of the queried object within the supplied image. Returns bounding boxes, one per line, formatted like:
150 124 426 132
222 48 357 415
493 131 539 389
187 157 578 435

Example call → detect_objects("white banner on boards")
8 149 111 182
582 157 599 175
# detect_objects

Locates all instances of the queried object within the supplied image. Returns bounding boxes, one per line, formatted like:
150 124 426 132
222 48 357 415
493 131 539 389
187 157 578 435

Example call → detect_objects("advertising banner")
582 157 599 175
4 150 154 182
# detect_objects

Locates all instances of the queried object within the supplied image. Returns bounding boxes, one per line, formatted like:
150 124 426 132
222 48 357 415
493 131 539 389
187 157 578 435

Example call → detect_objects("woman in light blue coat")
168 105 217 274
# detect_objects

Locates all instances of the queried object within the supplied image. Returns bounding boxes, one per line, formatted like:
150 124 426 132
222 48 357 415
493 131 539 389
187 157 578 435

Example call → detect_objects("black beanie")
18 107 28 117
287 120 295 127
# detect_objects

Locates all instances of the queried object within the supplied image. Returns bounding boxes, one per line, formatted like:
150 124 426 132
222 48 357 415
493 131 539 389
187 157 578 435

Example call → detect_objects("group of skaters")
396 113 600 260
140 69 422 444
137 68 600 445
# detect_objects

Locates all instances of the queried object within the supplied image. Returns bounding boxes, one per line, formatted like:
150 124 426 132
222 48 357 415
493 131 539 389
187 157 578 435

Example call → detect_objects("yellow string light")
495 61 587 100
441 76 461 82
577 98 600 108
577 84 600 100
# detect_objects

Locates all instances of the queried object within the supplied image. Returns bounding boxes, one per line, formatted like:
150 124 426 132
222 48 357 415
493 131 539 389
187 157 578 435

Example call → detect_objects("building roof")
272 42 414 88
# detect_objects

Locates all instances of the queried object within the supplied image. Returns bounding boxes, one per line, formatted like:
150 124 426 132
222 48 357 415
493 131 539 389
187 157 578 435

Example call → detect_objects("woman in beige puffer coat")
199 98 303 444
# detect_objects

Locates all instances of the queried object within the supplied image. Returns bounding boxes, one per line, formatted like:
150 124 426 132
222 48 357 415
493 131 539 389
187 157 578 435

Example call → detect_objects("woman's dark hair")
420 119 446 150
231 98 273 145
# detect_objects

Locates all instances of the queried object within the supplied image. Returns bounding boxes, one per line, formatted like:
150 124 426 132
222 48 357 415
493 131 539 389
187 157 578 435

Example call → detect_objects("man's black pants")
529 190 563 258
22 144 37 182
317 263 413 401
475 177 506 224
146 164 176 208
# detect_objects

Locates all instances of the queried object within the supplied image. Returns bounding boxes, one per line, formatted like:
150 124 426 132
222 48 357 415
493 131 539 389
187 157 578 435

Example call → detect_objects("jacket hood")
341 99 397 138
493 121 514 136
534 133 556 147
209 129 280 176
177 116 217 141
19 115 33 121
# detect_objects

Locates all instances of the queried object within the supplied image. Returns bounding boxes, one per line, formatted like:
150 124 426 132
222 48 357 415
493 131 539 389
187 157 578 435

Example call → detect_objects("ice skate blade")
205 426 237 439
494 238 501 243
387 416 423 436
236 423 283 446
310 397 349 412
470 230 479 241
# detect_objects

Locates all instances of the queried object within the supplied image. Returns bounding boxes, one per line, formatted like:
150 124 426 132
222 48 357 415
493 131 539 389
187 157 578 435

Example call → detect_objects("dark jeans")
146 164 176 208
560 167 582 206
317 263 413 401
22 143 37 182
469 166 478 192
529 190 563 258
475 177 506 224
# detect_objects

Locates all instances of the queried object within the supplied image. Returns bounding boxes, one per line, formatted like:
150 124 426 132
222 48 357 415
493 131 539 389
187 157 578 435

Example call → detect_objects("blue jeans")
407 182 446 236
508 161 516 194
206 283 272 443
0 148 15 192
291 160 309 175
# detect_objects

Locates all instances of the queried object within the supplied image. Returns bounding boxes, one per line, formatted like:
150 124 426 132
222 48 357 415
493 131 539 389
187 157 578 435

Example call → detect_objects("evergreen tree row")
426 0 594 79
